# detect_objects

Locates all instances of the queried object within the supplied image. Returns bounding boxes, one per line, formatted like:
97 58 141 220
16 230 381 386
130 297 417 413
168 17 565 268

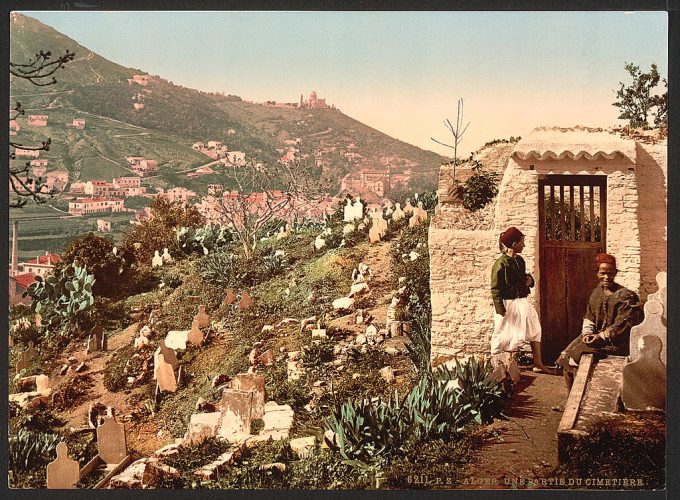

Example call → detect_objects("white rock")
379 366 395 383
348 282 370 298
164 330 189 351
332 297 355 311
355 334 367 345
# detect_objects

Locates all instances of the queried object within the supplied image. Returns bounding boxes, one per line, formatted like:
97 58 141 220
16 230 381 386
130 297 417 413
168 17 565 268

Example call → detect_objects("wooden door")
538 175 606 363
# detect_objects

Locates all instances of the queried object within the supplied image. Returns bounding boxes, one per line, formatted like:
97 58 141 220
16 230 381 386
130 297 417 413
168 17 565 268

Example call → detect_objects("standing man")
557 253 643 391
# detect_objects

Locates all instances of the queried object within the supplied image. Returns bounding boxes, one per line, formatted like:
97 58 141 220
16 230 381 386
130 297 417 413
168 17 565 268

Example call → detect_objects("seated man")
557 253 643 392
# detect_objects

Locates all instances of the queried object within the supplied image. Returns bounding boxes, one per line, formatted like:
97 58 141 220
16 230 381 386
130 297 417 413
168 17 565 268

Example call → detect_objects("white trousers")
490 297 542 355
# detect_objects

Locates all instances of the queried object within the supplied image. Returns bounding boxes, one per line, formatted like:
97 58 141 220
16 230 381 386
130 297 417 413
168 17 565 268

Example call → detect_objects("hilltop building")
126 157 158 177
68 197 124 216
300 91 330 109
28 114 48 126
127 74 150 85
9 120 20 135
66 118 86 129
340 167 410 197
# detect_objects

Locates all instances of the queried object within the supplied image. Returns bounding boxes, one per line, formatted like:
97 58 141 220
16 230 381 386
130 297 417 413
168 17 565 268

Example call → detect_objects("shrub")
462 160 499 211
8 429 62 472
103 344 142 392
443 357 503 424
23 262 95 335
52 374 95 411
14 408 66 433
175 224 233 256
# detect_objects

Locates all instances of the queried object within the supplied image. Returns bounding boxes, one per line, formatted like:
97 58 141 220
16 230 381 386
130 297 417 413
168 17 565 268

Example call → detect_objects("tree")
9 49 75 207
208 155 330 258
431 98 469 202
613 62 667 129
123 197 205 264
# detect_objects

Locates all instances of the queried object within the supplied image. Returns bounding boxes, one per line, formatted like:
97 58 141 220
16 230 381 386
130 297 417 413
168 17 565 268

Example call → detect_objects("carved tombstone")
621 335 666 410
629 285 666 365
368 222 382 244
187 319 204 346
155 353 178 393
343 198 353 222
391 203 405 221
151 250 163 268
96 416 127 464
239 291 254 311
352 197 364 221
86 325 105 354
376 211 388 236
16 341 37 373
157 340 179 371
35 374 50 392
161 247 173 263
46 442 79 489
194 305 210 329
223 288 237 306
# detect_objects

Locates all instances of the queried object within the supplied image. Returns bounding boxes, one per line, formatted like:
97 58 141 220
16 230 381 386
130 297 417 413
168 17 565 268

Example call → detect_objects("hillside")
10 13 445 197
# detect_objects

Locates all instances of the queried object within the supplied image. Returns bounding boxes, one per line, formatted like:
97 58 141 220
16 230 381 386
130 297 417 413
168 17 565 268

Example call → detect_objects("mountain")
9 13 445 198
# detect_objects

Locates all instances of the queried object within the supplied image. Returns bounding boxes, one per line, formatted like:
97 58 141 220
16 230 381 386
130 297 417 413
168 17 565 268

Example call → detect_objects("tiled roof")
512 126 636 161
13 273 36 288
23 253 61 266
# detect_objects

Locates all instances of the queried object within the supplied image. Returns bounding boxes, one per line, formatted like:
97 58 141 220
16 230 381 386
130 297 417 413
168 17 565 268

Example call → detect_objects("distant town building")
21 252 62 277
126 157 158 177
14 148 40 158
225 151 246 166
67 118 86 129
227 128 236 136
28 114 48 126
9 119 20 135
128 74 150 85
30 159 48 168
340 167 410 198
208 184 223 195
96 219 112 233
155 187 196 205
133 102 145 110
68 197 124 216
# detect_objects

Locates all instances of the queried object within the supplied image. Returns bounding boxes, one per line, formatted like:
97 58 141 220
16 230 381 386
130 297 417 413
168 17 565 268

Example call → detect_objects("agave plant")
8 429 62 471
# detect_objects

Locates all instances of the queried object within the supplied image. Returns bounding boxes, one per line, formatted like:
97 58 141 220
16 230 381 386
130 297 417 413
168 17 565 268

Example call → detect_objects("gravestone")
187 319 204 346
195 305 210 328
314 234 326 250
15 341 37 373
86 325 105 354
352 197 364 220
402 200 414 214
151 250 163 268
239 291 253 310
97 416 127 464
161 247 173 263
383 198 394 210
155 353 178 393
231 373 266 418
621 335 666 410
343 198 353 222
409 204 429 228
35 313 42 327
218 389 254 438
391 203 405 221
35 374 50 392
157 340 179 371
223 288 237 306
46 442 79 489
368 222 381 244
629 297 666 365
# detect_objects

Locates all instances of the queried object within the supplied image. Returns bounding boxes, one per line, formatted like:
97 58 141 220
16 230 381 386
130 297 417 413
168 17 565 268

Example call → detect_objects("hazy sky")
23 11 668 157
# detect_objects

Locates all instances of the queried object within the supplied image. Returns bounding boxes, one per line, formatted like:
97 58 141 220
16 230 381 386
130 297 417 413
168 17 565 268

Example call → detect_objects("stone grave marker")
151 250 163 267
86 325 105 354
35 313 42 327
161 247 173 263
391 203 405 221
343 198 353 222
187 319 204 346
402 200 414 214
621 335 666 410
231 373 266 418
155 353 178 393
35 374 50 392
158 340 179 371
16 341 37 373
46 442 79 489
218 389 254 438
97 416 127 464
223 288 236 306
195 305 210 328
629 297 666 365
239 291 254 311
368 222 381 244
352 197 364 220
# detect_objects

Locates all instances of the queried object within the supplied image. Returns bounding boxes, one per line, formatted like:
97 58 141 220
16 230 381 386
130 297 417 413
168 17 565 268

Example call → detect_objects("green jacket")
490 253 533 315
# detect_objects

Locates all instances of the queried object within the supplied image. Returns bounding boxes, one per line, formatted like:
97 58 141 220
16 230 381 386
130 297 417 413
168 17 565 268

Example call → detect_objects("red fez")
596 253 617 267
500 227 524 248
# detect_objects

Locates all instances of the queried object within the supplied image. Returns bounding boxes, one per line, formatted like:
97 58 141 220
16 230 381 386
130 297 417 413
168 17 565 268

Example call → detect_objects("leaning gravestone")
621 335 666 410
15 341 38 373
223 288 237 306
97 416 127 465
187 319 204 346
195 305 210 328
155 353 178 393
239 291 254 311
35 374 50 392
46 442 79 489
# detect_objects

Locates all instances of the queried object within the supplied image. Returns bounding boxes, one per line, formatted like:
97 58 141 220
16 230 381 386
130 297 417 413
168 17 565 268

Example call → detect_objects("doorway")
538 175 606 363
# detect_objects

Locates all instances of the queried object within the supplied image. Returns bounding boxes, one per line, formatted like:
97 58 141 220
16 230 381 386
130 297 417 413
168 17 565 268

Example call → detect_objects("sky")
23 11 668 157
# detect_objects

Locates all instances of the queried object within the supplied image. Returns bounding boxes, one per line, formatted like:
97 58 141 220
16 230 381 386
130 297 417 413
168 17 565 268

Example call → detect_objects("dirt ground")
459 369 568 489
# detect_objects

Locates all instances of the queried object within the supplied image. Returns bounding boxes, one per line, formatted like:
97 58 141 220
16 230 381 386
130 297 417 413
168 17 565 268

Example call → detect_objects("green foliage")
265 365 311 412
405 293 431 373
462 160 499 211
58 232 134 298
8 429 62 472
162 437 235 474
613 62 667 128
23 262 95 334
124 195 151 210
437 358 503 424
176 224 233 256
103 344 140 392
52 374 95 411
124 197 204 265
13 407 66 434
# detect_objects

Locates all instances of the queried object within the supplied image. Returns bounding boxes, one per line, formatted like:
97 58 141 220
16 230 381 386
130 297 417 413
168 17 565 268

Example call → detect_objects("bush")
13 407 66 433
9 429 62 472
103 344 143 392
442 357 504 424
52 374 95 411
175 224 234 256
462 160 499 211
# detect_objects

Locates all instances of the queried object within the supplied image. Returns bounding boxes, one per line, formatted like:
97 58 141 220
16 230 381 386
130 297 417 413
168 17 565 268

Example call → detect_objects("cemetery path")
459 369 567 489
